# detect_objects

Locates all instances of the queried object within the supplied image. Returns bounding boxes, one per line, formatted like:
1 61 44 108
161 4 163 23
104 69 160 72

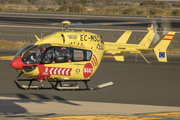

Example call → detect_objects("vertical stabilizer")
154 31 175 62
139 25 155 48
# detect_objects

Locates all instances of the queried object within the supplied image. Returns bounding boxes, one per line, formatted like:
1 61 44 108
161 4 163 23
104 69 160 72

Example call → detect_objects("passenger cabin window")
72 49 92 62
41 47 92 64
54 48 69 63
74 50 83 61
41 47 70 64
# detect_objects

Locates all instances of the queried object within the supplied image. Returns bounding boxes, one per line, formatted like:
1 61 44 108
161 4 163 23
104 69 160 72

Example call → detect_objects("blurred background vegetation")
0 0 180 16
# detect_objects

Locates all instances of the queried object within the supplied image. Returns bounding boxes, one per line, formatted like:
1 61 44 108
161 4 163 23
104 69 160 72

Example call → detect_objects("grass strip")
0 40 33 49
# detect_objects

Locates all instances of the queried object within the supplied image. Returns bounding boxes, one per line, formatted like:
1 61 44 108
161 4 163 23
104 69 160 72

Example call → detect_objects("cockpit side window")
41 48 54 64
22 44 51 64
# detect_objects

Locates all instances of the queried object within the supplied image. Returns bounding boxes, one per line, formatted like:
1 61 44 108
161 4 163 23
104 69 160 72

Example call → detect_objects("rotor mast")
61 21 71 31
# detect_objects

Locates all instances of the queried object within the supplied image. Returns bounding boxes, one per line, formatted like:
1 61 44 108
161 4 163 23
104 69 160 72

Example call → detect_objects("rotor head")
61 21 71 27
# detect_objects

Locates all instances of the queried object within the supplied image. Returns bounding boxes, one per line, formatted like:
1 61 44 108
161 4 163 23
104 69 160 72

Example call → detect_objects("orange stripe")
93 55 98 66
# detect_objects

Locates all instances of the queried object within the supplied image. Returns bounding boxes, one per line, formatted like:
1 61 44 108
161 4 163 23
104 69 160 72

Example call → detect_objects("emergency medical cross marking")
45 67 72 76
159 52 165 59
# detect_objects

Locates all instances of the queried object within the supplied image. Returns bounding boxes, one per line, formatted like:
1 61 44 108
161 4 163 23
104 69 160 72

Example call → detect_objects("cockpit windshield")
12 43 34 61
22 44 51 64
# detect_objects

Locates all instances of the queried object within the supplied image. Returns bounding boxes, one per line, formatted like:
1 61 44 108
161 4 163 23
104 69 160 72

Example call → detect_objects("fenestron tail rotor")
151 17 172 46
152 19 160 45
161 16 172 36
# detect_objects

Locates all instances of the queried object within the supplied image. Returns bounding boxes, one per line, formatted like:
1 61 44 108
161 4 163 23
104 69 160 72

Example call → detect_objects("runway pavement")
0 51 180 119
0 12 180 119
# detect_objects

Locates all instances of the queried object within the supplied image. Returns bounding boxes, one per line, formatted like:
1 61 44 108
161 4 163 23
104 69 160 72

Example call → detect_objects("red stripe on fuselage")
37 65 72 78
166 34 174 36
92 57 96 66
162 38 172 40
93 55 98 66
91 60 95 66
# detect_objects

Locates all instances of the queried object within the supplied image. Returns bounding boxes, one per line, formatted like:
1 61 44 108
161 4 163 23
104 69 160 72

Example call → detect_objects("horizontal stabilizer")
114 53 124 61
116 31 132 44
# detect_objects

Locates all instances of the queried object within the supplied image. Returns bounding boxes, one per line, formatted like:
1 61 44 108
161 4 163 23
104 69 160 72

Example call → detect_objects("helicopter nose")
11 56 24 70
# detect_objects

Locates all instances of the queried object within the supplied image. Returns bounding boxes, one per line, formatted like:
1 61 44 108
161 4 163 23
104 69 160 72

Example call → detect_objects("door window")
54 48 70 63
41 48 54 64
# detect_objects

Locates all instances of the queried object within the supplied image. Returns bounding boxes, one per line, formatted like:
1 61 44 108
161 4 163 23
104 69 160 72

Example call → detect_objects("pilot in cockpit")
55 50 64 63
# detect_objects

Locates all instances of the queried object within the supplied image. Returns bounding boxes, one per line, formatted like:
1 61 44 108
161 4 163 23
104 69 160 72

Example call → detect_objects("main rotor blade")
51 21 151 27
72 21 150 26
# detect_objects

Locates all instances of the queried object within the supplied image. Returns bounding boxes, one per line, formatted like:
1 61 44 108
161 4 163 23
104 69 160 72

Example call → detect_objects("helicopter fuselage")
11 30 104 82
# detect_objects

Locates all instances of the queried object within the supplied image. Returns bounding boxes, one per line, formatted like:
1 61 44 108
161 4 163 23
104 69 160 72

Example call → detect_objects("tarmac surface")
0 51 180 119
1 50 180 106
0 12 180 120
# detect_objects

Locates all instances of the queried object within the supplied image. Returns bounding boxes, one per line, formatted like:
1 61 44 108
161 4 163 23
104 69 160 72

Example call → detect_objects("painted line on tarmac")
1 96 180 119
0 55 114 60
0 24 179 33
2 11 180 21
141 112 180 118
33 115 162 120
0 24 149 32
103 55 114 58
0 14 87 20
1 55 180 64
0 11 150 19
0 56 14 60
34 112 180 120
1 23 180 34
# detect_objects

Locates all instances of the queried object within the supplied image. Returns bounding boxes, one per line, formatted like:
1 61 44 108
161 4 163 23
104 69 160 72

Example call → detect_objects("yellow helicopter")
11 21 175 91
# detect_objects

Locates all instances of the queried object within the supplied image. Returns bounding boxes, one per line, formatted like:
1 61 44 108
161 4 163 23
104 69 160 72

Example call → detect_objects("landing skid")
14 79 52 90
14 79 113 91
